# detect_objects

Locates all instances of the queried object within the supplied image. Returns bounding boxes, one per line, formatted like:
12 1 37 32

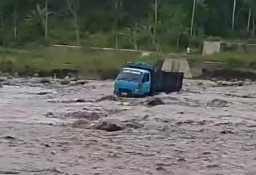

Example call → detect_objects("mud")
0 77 256 175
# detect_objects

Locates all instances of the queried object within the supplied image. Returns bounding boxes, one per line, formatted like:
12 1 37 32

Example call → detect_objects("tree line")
0 0 255 51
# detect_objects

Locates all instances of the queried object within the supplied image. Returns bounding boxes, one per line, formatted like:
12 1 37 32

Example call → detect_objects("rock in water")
93 119 124 132
36 92 50 95
96 95 119 102
0 77 7 82
64 111 107 121
60 79 70 85
216 81 244 87
124 121 144 129
207 99 230 107
71 119 91 129
77 80 88 85
75 99 86 103
40 78 51 84
146 98 165 107
33 73 39 77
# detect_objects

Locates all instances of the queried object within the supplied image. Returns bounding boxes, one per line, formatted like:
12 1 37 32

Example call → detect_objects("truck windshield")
116 70 142 82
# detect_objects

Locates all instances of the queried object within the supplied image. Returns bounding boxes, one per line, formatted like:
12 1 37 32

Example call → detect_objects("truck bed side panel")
155 72 184 93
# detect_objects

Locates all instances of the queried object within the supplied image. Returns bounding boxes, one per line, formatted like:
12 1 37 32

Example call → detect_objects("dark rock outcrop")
146 98 165 107
93 119 124 132
207 99 230 107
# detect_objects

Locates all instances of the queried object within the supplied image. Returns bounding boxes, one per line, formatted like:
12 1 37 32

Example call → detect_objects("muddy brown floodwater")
0 78 256 175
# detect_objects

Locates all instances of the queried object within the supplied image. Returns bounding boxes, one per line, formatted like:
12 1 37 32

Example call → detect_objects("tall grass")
1 47 256 79
0 47 160 78
191 52 256 69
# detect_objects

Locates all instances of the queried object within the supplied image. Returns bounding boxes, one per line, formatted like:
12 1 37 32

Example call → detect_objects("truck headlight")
134 89 139 92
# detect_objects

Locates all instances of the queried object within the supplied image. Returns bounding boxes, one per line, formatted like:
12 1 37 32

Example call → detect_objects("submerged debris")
124 121 144 129
216 81 244 87
60 79 70 85
0 170 20 174
146 98 165 107
47 99 93 103
45 108 108 121
207 99 230 107
45 112 57 118
71 119 91 129
92 118 144 132
75 99 87 103
0 77 8 82
220 130 235 134
72 80 88 86
64 111 107 121
96 95 119 102
225 93 256 99
36 92 51 95
1 136 16 140
93 119 124 132
40 78 51 84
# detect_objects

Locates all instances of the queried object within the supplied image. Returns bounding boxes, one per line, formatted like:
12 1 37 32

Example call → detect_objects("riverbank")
1 47 256 80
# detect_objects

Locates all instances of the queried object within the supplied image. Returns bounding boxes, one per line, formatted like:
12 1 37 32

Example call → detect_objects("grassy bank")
191 53 256 69
1 47 256 79
0 47 161 79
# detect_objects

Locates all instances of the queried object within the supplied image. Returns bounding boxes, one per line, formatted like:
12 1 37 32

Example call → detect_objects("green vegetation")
1 46 256 79
191 53 256 69
0 0 256 50
0 0 256 78
0 47 163 78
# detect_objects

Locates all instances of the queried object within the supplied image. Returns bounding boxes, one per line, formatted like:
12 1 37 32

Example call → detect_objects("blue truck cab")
114 67 151 96
114 61 184 97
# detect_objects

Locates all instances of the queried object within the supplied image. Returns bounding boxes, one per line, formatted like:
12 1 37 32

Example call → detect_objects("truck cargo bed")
154 71 184 93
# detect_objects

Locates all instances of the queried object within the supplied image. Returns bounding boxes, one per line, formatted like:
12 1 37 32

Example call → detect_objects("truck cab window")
142 73 150 83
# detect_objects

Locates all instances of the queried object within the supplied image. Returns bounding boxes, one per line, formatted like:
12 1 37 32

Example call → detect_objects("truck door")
141 72 150 95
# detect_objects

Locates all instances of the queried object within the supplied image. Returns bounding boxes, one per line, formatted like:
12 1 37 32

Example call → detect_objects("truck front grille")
119 88 132 93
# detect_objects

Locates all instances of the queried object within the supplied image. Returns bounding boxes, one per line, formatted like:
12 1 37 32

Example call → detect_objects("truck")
113 60 184 97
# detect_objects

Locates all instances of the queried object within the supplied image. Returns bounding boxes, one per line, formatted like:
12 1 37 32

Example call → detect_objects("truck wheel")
149 92 154 96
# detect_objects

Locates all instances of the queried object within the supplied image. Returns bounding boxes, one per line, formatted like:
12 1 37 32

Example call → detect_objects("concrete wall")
202 41 221 55
244 44 256 54
161 59 192 78
203 41 256 55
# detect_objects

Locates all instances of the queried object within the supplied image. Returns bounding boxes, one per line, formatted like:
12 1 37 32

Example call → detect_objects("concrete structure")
202 40 256 55
161 58 192 79
202 41 221 55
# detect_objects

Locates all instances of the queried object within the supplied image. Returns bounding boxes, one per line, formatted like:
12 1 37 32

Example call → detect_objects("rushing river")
0 78 256 175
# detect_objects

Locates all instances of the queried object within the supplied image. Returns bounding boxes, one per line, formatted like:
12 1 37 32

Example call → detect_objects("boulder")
77 80 88 85
0 77 8 82
60 79 70 85
96 95 119 102
40 78 51 84
93 119 124 132
124 121 144 129
207 99 230 107
146 98 165 107
64 110 108 121
71 119 91 129
33 73 39 77
216 81 244 87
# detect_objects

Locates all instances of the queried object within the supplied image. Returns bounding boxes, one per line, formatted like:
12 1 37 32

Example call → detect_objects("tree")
44 0 48 40
66 0 80 46
232 0 237 30
0 0 255 49
190 0 196 36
